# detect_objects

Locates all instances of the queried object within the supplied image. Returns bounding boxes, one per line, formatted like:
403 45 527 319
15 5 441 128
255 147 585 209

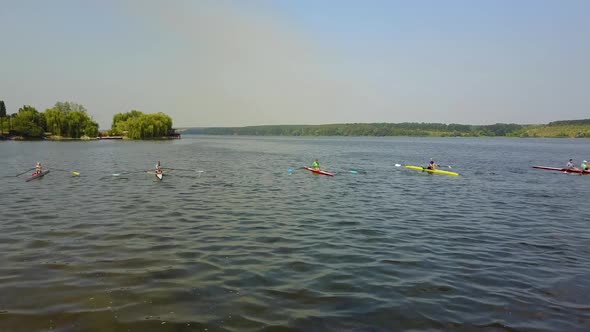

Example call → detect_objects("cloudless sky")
1 0 588 128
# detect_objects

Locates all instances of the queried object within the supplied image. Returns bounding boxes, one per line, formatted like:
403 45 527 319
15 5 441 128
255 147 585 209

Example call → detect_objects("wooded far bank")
184 120 590 138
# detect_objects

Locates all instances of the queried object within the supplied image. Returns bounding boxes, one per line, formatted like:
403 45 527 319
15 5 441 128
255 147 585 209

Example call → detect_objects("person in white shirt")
565 159 578 170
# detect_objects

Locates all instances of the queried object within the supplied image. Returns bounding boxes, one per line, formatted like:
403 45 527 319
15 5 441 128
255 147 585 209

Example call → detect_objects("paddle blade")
72 171 80 176
16 168 36 177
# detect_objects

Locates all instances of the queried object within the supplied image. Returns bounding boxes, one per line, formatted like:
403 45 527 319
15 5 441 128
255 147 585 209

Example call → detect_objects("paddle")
286 166 308 173
299 166 324 172
288 166 319 173
110 170 146 176
111 171 134 176
51 168 80 176
15 168 36 177
348 169 367 174
151 168 204 173
147 170 204 176
103 174 128 179
166 167 200 172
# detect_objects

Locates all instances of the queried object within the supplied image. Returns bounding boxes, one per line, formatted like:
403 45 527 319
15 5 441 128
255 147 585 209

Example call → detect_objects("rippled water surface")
1 136 590 331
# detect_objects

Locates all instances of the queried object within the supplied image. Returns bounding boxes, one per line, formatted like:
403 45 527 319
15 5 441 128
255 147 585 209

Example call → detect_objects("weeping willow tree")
44 102 99 138
111 110 173 139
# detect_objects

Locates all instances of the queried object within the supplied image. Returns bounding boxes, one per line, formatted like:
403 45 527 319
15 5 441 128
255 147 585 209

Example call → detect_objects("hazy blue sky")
1 0 588 128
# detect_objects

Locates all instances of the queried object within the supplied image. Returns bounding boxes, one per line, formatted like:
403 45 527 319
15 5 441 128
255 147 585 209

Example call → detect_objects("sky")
0 0 588 129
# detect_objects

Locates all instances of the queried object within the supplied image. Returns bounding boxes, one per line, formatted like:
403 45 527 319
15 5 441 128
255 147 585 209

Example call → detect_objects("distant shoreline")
0 135 180 141
4 119 590 140
181 120 590 138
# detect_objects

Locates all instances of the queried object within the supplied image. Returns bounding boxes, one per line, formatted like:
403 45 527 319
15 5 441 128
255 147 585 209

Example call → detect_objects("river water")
1 136 589 331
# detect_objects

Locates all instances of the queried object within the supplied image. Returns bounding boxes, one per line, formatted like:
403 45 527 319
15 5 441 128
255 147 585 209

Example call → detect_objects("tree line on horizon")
184 123 526 137
184 121 590 138
0 100 174 139
3 98 588 139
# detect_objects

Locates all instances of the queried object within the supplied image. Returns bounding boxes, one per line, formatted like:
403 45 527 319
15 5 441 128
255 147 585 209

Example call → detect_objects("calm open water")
1 136 589 332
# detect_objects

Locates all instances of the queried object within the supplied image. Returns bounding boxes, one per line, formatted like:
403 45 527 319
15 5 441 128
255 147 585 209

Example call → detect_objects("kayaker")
426 160 437 170
35 162 42 175
566 159 576 170
155 160 163 174
312 159 320 170
582 160 588 170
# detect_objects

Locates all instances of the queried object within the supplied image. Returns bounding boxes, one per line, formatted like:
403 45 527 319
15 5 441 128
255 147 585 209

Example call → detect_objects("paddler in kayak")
426 159 437 170
566 159 578 170
581 160 588 171
155 160 163 174
312 159 320 170
34 162 42 175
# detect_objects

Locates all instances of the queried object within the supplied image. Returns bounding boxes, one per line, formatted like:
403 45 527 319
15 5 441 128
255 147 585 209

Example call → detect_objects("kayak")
303 166 334 177
26 170 50 182
156 173 163 180
405 165 459 176
532 166 590 174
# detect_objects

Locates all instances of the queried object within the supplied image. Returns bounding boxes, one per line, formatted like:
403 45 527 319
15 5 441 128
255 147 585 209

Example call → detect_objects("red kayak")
532 166 590 174
303 166 334 177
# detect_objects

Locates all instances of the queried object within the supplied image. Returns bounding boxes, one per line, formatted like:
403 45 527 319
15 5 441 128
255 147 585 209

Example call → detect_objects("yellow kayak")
405 165 459 176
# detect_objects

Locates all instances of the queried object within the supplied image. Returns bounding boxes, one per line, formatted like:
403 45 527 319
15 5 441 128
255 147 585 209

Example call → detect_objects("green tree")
11 106 45 137
44 107 64 136
111 110 173 139
9 113 16 133
44 102 98 138
54 101 87 114
0 100 6 135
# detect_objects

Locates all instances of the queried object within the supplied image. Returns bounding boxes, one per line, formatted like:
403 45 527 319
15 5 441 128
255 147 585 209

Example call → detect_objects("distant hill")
182 120 590 138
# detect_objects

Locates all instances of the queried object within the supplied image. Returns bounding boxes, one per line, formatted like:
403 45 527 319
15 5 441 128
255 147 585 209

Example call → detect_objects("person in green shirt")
582 160 588 171
312 159 320 170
